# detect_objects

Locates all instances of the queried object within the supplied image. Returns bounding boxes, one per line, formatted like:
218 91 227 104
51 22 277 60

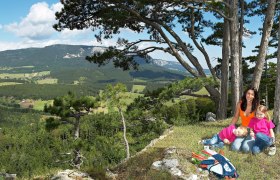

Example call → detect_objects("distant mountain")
0 44 209 74
151 59 210 75
0 44 190 98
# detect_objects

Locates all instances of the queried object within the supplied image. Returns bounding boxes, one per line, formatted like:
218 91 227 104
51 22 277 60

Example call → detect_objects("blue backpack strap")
211 154 237 177
200 159 215 165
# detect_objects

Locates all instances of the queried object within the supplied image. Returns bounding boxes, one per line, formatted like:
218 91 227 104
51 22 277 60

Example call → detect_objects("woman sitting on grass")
248 105 276 155
199 125 248 148
231 87 259 153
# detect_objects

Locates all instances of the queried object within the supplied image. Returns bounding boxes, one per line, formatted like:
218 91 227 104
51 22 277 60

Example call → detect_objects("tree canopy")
53 0 280 121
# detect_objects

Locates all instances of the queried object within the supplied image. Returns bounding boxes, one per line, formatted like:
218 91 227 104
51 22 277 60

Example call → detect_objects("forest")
0 0 280 179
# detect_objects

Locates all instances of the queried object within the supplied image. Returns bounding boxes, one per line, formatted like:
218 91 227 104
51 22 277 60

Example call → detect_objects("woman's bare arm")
231 102 241 125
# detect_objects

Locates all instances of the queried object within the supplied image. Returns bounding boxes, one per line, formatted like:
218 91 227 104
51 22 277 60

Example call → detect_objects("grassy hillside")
110 118 280 180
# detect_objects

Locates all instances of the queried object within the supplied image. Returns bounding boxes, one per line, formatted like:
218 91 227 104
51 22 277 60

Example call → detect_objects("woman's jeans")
252 132 273 155
231 135 255 153
202 134 224 148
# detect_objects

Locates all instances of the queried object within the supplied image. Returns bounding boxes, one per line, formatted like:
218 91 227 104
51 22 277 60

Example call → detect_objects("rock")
51 169 93 180
162 159 179 169
206 112 216 121
152 161 163 170
106 169 118 180
151 147 211 180
5 173 16 180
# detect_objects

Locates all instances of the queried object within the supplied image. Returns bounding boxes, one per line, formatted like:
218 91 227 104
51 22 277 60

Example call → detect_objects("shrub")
195 97 215 120
157 99 200 125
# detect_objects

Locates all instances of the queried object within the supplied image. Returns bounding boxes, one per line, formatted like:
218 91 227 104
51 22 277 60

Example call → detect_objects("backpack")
192 149 238 179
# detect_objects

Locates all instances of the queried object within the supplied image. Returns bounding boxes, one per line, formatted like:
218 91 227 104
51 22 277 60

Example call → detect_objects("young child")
248 105 276 155
199 125 248 148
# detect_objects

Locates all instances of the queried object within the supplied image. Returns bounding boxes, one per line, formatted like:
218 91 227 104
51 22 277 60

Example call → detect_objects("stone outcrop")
51 169 93 180
151 147 209 180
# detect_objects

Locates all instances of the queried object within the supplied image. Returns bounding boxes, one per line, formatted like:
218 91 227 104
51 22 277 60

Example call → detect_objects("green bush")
155 98 215 125
195 97 215 120
157 100 200 125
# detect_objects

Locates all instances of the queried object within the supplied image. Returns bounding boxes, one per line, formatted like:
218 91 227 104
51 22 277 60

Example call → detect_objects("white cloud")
0 37 117 52
0 2 134 52
51 2 63 12
60 29 92 38
4 2 62 40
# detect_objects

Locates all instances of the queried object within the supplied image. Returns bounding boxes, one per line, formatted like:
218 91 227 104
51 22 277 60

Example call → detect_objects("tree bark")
74 117 80 139
239 0 244 95
230 0 240 115
119 108 130 159
251 0 276 90
72 148 83 170
217 17 230 120
273 16 280 134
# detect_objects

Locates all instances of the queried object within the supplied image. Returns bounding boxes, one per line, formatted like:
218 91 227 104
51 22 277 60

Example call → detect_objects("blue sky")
0 1 265 68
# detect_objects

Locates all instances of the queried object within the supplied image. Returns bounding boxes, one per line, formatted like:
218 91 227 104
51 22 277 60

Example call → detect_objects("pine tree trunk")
230 0 240 115
239 0 244 96
119 108 130 159
251 0 276 90
273 17 280 134
217 18 230 120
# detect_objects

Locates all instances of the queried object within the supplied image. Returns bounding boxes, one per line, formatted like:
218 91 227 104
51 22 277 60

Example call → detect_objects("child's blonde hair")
238 126 248 136
256 105 271 121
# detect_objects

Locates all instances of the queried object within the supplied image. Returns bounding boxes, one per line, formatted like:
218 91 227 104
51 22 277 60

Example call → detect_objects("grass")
36 78 58 84
91 92 143 114
121 92 143 105
131 85 146 93
132 78 147 83
33 100 53 111
111 118 280 179
0 82 22 86
0 71 50 79
164 87 207 106
0 66 34 71
194 87 208 95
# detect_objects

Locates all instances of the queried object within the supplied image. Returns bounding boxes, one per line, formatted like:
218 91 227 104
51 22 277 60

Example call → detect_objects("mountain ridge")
0 44 189 98
0 44 209 75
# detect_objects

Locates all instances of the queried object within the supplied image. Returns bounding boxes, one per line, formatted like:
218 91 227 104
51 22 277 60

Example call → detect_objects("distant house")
19 99 34 109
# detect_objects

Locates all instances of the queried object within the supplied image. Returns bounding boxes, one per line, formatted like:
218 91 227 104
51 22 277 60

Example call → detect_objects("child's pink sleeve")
268 121 275 129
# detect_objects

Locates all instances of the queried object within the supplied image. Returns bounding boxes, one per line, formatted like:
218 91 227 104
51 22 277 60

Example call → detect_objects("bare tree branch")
183 4 232 21
117 4 200 77
189 9 217 80
180 91 210 98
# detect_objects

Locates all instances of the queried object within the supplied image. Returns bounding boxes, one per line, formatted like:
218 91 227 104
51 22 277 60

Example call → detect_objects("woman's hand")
250 130 255 137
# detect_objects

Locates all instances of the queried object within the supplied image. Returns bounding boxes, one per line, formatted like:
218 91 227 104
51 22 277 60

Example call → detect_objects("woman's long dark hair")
240 87 259 112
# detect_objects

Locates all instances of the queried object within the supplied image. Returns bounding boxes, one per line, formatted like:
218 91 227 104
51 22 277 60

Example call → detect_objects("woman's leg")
231 137 245 151
241 136 255 153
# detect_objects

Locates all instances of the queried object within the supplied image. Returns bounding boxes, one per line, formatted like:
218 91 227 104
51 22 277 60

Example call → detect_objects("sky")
0 1 266 68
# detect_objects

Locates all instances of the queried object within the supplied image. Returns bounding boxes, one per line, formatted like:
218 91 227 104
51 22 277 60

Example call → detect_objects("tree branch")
182 0 230 9
189 10 217 80
183 4 232 21
117 4 200 77
180 90 210 98
158 21 206 77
